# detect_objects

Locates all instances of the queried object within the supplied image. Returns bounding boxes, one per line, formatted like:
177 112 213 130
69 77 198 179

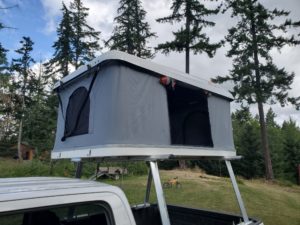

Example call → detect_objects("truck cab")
0 177 263 225
0 177 135 225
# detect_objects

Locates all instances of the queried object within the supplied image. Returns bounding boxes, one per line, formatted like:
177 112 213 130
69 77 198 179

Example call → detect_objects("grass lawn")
106 169 300 225
1 159 299 225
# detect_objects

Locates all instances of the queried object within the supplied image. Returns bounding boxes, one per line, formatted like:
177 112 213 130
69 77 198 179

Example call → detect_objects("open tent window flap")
52 51 235 160
62 86 90 140
167 84 213 147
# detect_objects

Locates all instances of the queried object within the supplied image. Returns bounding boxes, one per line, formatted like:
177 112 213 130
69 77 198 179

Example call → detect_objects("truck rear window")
0 202 113 225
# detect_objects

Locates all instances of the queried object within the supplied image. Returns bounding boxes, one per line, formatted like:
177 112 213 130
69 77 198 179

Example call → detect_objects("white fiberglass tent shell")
51 51 235 160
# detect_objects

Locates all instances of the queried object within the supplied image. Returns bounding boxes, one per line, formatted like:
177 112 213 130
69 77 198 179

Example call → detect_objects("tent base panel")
51 145 236 160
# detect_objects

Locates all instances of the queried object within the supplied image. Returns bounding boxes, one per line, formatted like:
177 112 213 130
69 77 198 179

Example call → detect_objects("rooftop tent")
51 51 235 159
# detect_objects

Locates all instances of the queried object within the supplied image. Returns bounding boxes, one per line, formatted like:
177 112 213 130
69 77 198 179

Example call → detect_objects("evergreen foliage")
231 107 264 178
0 43 9 91
45 0 101 78
70 0 101 69
8 38 57 157
44 3 74 78
0 43 12 141
212 0 300 180
106 0 156 58
0 12 14 142
22 63 57 153
11 37 35 115
194 107 300 184
11 37 35 160
0 43 8 74
156 0 222 73
281 119 300 183
265 108 285 179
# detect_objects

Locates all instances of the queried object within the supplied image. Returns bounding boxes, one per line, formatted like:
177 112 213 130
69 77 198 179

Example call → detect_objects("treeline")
0 0 300 182
192 107 300 184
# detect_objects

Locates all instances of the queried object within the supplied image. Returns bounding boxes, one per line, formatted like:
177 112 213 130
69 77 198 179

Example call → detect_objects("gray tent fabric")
52 52 236 159
53 62 171 152
208 95 234 151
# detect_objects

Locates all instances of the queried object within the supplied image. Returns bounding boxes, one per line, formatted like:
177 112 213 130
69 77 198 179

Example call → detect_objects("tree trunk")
17 95 25 163
17 118 23 163
75 52 79 69
249 2 274 180
178 160 187 170
257 102 274 180
179 2 191 169
185 46 189 74
185 1 190 74
134 2 141 57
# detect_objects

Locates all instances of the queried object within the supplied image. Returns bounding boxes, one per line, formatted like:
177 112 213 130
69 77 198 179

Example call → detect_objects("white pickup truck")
0 177 263 225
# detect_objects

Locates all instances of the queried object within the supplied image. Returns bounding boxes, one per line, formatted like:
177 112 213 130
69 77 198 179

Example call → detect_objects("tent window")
64 86 90 139
167 85 213 147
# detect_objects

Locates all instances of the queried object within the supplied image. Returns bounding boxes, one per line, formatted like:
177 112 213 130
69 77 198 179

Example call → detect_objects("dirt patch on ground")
160 169 224 183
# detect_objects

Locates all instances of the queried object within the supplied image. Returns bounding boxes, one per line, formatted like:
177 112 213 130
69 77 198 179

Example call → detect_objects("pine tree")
44 3 74 78
11 37 35 162
0 43 11 141
0 6 17 143
266 108 278 128
0 17 9 89
156 0 222 73
0 43 8 74
23 62 57 154
70 0 101 69
281 119 300 183
232 107 264 178
106 0 156 58
0 43 9 93
212 0 300 180
265 108 285 179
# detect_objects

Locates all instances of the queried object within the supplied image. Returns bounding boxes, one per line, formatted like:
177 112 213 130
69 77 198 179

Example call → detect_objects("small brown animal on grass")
163 177 182 188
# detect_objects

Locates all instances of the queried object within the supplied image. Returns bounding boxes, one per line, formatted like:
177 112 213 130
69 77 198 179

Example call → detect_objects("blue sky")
0 0 300 125
0 0 56 60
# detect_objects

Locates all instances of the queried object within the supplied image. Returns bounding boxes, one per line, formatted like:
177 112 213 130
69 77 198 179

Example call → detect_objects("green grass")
105 169 300 225
1 159 299 225
0 158 77 177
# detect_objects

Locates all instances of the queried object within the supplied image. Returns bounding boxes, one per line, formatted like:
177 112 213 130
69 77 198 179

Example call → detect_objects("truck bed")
132 204 262 225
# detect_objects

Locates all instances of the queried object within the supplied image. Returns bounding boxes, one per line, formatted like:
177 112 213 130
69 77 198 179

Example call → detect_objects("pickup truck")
0 177 263 225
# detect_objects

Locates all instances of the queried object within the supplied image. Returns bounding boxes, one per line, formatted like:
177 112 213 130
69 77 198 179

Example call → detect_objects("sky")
0 0 299 125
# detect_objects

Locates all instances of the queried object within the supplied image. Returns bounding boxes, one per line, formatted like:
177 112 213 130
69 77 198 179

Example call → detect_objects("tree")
11 37 35 161
44 3 74 78
281 119 300 183
265 108 284 179
0 43 12 141
106 0 156 58
0 43 9 94
0 43 8 73
156 0 222 73
0 5 17 143
70 0 101 69
266 108 278 128
22 62 57 154
0 13 10 104
232 107 264 178
213 0 300 180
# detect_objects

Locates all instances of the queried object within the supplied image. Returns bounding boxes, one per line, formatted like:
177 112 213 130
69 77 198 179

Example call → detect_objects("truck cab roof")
0 177 137 225
0 177 123 205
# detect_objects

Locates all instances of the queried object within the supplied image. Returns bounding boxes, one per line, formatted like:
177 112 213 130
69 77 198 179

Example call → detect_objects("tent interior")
166 82 213 147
